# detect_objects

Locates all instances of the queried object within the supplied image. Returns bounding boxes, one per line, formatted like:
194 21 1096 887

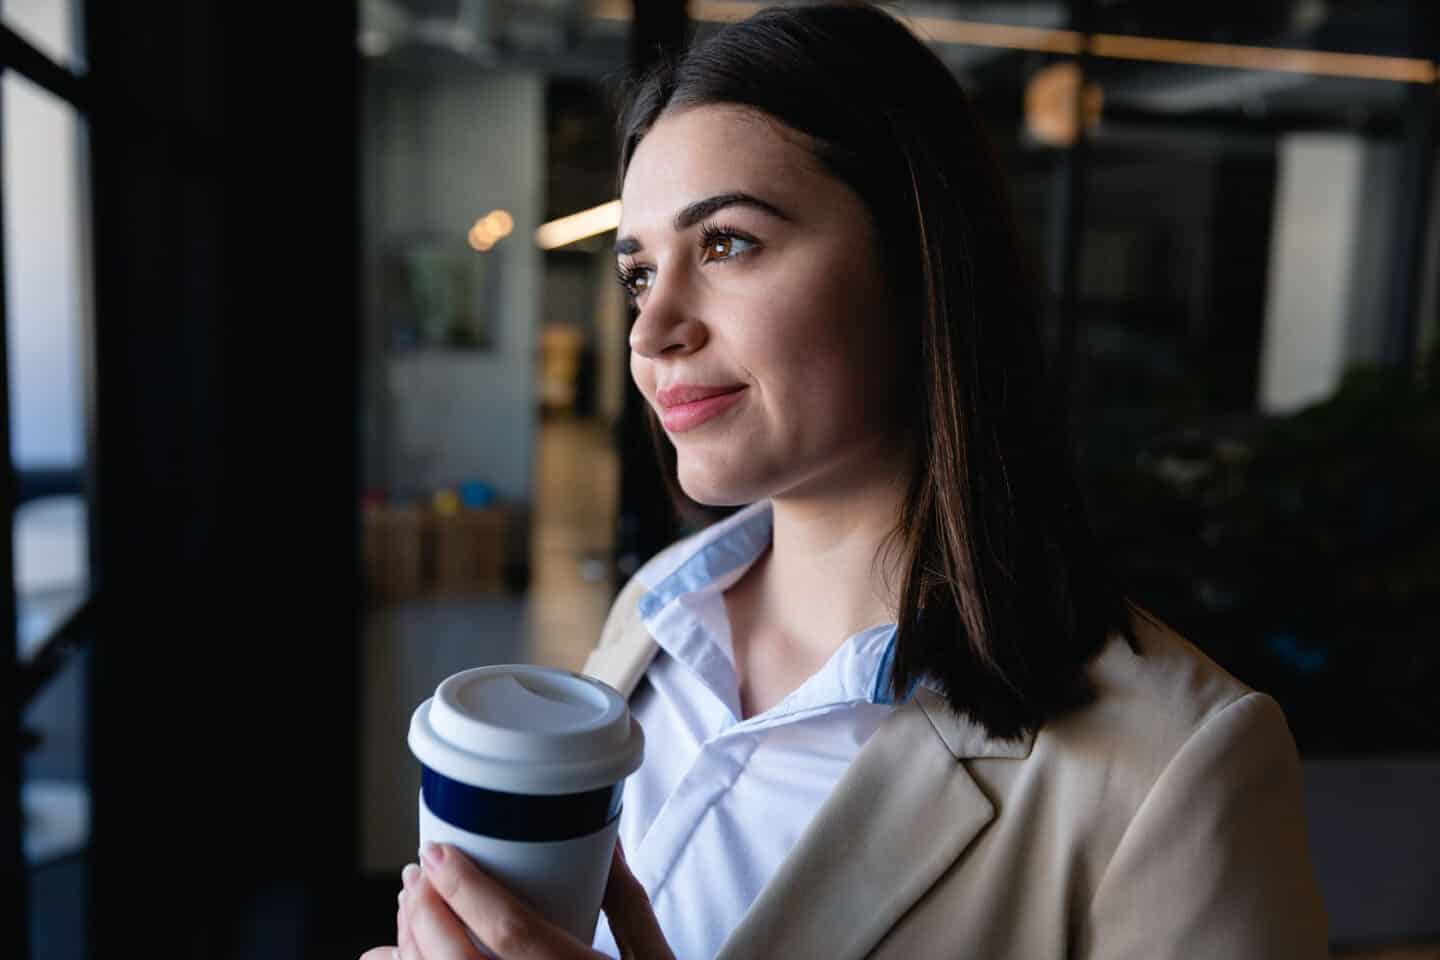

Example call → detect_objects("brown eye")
698 229 757 264
616 264 654 300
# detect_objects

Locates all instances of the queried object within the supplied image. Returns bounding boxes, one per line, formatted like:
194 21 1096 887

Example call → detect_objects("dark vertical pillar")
84 2 361 956
1383 71 1438 371
614 0 689 580
85 8 222 955
1207 153 1278 412
0 72 34 960
1048 0 1096 410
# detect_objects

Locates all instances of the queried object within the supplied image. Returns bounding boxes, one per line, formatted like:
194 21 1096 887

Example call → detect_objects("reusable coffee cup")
408 665 644 949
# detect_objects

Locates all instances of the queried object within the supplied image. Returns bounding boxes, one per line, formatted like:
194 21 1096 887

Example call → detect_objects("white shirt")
591 500 916 959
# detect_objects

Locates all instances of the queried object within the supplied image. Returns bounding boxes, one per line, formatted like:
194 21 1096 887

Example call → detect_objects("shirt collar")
633 500 917 714
636 500 774 624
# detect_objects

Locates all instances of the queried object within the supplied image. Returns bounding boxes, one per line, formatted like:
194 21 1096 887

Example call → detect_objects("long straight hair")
617 1 1143 740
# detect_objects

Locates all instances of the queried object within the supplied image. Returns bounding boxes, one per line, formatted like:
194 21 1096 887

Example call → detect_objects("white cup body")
418 789 619 950
407 666 644 956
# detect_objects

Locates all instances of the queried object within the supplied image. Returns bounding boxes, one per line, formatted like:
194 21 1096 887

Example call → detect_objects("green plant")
1089 355 1440 752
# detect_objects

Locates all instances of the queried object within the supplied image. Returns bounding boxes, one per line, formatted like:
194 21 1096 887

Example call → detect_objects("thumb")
602 842 673 960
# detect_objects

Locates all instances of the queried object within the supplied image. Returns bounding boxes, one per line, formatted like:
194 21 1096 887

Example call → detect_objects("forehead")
619 104 820 229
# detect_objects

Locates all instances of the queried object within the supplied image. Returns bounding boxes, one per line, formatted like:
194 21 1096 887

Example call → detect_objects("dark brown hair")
617 0 1144 740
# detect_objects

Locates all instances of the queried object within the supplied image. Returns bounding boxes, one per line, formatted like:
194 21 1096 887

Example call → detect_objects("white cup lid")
408 665 644 795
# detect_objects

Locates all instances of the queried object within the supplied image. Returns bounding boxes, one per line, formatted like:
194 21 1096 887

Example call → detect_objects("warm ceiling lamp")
483 210 514 237
1025 62 1104 146
535 200 623 250
589 2 1435 85
468 209 513 252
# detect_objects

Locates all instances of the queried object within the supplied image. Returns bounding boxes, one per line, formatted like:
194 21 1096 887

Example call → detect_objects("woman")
367 3 1329 957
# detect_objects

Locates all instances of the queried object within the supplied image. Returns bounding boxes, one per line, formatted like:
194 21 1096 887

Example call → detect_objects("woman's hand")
358 840 674 960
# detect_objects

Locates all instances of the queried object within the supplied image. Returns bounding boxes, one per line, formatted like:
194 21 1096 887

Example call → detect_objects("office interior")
3 0 1438 957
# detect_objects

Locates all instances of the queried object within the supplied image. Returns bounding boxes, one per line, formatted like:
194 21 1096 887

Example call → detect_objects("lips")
656 383 747 433
657 384 746 408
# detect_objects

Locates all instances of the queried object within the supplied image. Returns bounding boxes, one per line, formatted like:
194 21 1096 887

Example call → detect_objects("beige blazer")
583 574 1331 959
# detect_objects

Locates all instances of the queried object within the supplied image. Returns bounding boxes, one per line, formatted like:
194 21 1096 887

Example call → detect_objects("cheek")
737 321 883 454
822 255 899 396
754 255 896 405
629 352 655 398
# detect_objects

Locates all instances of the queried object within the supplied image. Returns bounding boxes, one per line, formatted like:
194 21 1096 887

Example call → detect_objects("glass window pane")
14 496 87 658
1 0 83 73
3 57 93 956
4 70 88 470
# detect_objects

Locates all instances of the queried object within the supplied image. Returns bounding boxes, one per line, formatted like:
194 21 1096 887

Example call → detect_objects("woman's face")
617 104 905 506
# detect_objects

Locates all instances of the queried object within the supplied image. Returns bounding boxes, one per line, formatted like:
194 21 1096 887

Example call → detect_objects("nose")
628 273 707 360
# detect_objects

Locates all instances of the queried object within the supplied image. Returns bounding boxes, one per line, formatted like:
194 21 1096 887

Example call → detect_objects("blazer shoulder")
1039 610 1266 803
1089 609 1255 739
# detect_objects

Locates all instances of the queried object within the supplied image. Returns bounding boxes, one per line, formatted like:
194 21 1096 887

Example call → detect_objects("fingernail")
402 863 420 889
420 842 444 870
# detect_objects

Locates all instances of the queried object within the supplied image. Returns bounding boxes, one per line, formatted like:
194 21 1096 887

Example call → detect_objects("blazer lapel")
581 632 656 699
581 575 658 699
716 686 1034 960
585 583 1036 960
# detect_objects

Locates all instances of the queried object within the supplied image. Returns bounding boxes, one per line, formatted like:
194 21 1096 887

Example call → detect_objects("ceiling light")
587 3 1436 85
484 210 514 238
468 223 496 251
1025 62 1104 146
535 200 622 250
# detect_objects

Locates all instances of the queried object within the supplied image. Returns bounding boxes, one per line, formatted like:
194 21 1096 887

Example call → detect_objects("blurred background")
3 0 1437 956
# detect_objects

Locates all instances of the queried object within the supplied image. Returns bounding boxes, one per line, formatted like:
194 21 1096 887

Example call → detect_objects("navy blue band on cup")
421 765 623 842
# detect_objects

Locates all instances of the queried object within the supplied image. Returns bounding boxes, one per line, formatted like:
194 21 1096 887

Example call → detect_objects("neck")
748 457 910 662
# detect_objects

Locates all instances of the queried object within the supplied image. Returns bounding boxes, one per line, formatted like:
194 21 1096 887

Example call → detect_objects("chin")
675 461 762 508
677 480 753 509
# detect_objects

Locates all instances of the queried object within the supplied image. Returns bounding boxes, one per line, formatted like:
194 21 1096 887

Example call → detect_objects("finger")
399 864 423 960
358 949 398 960
408 872 481 960
399 898 421 960
419 842 587 960
602 845 673 960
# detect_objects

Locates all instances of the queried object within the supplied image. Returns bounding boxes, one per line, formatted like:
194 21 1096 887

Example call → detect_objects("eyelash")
615 221 760 304
613 261 648 303
698 222 758 262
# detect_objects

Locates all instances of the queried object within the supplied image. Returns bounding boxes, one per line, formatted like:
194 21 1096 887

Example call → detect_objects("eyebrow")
614 191 792 255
